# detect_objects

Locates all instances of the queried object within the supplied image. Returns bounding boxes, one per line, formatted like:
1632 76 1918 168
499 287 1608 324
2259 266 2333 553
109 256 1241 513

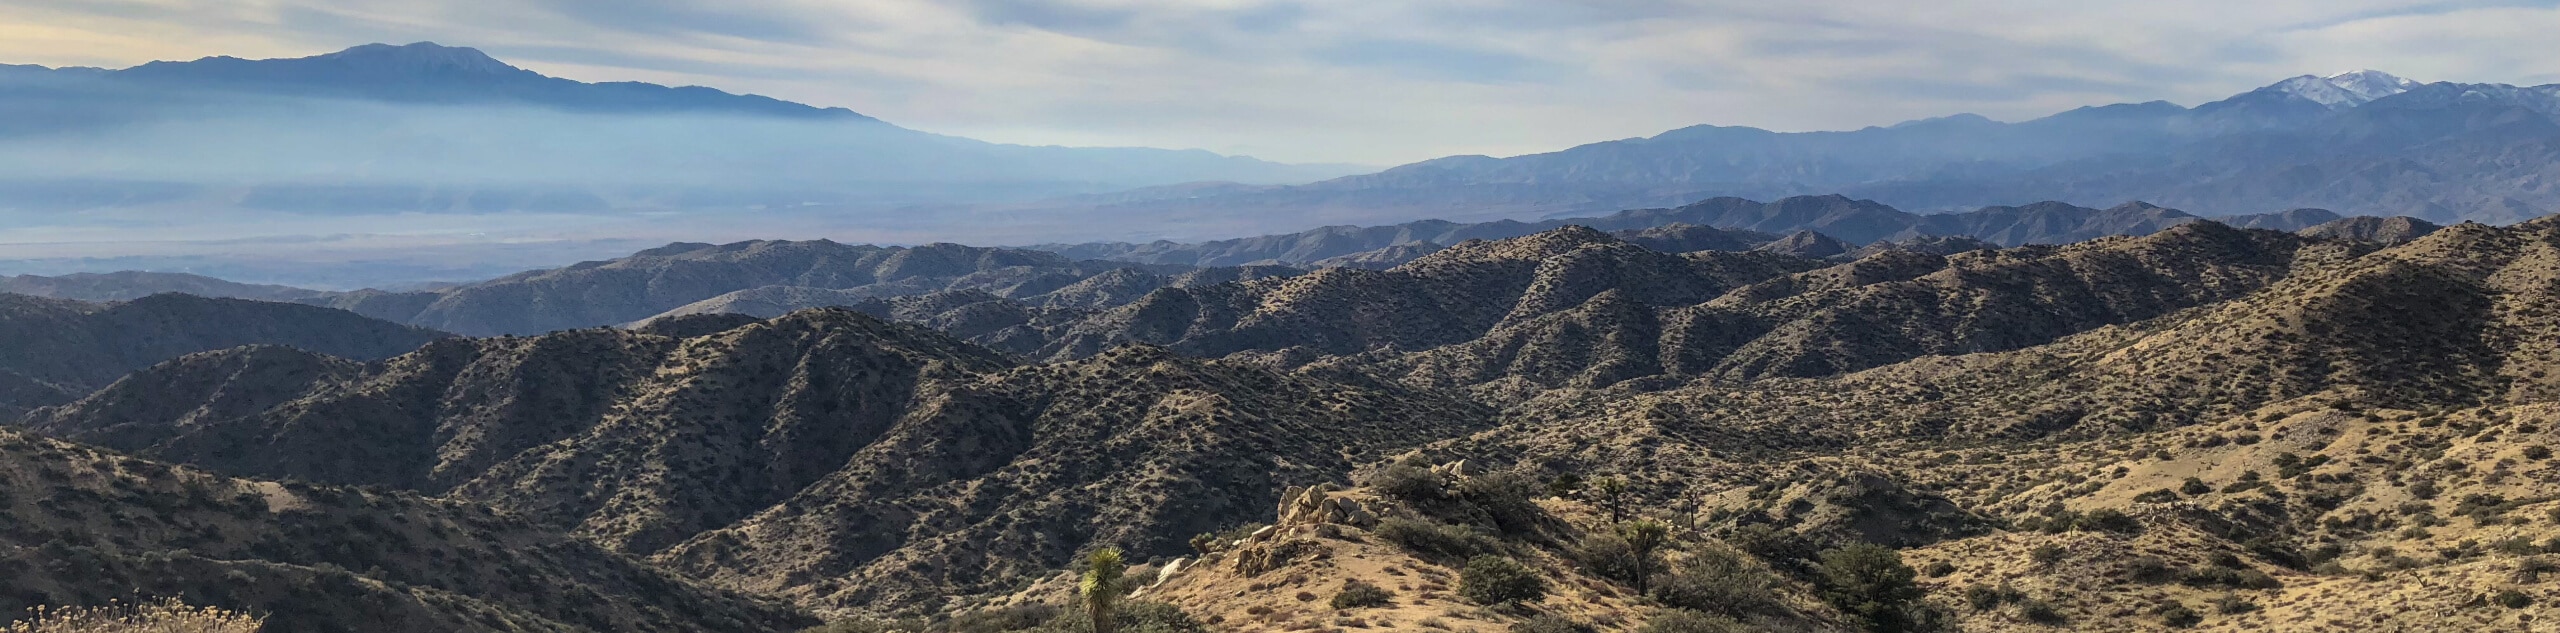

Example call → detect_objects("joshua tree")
1594 476 1631 523
1081 547 1128 633
1617 519 1671 595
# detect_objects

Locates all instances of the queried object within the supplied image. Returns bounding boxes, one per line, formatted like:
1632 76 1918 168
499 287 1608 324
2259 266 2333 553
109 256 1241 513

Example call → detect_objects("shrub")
4 599 263 633
1650 547 1783 618
2526 445 2553 460
2029 543 2066 566
933 606 1060 633
1330 580 1393 609
1032 602 1205 633
1726 524 1819 571
1460 556 1548 605
2076 509 2141 533
1817 543 1926 632
1921 560 1956 577
1576 533 1642 583
2133 489 2180 503
1636 609 1748 633
1510 615 1593 633
1375 517 1499 564
1458 471 1549 533
2495 589 2534 609
2124 556 2178 583
1961 583 2015 611
1369 461 1448 502
2211 593 2257 615
2157 603 2203 628
2017 598 2066 624
2180 478 2213 495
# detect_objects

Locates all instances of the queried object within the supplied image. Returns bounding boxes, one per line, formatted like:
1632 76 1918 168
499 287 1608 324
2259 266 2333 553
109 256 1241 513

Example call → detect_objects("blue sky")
2 0 2557 165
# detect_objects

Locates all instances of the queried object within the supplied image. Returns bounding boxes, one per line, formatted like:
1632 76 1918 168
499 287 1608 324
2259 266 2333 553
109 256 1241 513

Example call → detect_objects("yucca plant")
1080 547 1128 633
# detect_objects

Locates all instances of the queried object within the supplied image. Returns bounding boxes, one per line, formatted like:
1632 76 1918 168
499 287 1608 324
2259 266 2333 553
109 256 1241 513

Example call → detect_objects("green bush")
1458 470 1549 534
1329 580 1393 609
2495 589 2534 609
1460 556 1548 605
1635 609 1749 633
1650 547 1783 618
1920 560 1956 577
2017 598 2066 625
1374 517 1500 564
1726 524 1819 572
1368 461 1447 502
1576 532 1641 584
1817 544 1926 632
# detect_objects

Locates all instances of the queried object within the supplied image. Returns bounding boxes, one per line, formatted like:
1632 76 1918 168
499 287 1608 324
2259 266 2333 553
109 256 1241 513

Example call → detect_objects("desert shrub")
2076 509 2141 533
2495 589 2534 609
2124 556 2178 583
2211 593 2257 615
1650 547 1782 618
1726 524 1819 572
1369 461 1448 502
1961 582 2021 611
2029 543 2066 566
1508 615 1593 633
939 604 1063 633
1817 543 1926 632
3 599 263 633
2158 603 2202 628
807 617 923 633
2017 598 2066 624
1636 609 1748 633
2179 478 2213 495
1033 602 1205 633
1921 560 1956 577
1375 517 1500 564
1457 471 1548 534
2526 446 2553 460
1329 580 1393 609
1576 533 1641 584
1459 556 1548 605
2133 489 2180 503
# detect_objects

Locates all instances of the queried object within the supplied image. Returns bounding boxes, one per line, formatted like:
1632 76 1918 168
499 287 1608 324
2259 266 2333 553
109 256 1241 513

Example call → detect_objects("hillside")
0 427 813 632
21 309 1496 615
0 293 445 417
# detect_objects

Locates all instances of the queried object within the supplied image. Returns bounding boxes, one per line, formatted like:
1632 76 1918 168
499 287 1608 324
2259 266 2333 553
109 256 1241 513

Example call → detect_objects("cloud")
0 0 2555 164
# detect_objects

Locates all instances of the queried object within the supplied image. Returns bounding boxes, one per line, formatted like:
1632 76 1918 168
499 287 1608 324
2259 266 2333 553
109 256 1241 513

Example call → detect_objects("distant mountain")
0 42 1358 218
1038 195 2240 266
0 293 445 416
2297 215 2442 243
0 271 332 302
995 71 2560 230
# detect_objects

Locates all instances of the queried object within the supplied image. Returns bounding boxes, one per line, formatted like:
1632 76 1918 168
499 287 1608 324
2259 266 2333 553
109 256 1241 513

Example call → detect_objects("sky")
2 0 2558 166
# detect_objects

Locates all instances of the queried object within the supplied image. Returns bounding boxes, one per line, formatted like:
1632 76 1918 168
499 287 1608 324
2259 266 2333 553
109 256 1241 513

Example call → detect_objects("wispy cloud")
0 0 2554 164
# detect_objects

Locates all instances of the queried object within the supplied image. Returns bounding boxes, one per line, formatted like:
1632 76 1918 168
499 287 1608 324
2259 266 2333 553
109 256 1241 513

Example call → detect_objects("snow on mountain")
2324 70 2420 102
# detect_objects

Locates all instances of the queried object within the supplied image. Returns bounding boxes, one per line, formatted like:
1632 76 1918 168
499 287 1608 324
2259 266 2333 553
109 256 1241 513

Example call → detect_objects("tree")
1616 520 1671 595
1081 547 1129 633
1594 476 1631 523
1817 543 1926 632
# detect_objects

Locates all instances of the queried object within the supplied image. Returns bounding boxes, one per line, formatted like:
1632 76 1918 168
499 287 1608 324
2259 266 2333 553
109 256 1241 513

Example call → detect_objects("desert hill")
21 309 1495 615
0 427 813 632
0 292 445 417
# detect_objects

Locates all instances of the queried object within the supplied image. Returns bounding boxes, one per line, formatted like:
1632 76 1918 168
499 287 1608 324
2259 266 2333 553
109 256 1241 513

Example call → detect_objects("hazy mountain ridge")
0 292 446 417
994 72 2560 234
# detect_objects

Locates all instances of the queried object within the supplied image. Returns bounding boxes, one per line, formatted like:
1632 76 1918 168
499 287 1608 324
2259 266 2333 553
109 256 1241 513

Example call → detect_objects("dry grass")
5 599 263 633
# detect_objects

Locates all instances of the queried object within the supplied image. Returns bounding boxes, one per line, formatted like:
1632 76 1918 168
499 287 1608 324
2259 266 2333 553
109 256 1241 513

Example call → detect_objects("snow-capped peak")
2260 70 2420 109
2324 70 2420 101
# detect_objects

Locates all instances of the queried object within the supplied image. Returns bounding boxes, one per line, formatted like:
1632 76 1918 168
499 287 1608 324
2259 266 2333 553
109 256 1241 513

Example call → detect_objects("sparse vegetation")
1329 580 1393 609
3 599 263 633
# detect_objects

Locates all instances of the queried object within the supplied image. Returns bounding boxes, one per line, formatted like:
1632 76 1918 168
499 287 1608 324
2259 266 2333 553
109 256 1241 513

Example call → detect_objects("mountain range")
982 70 2560 240
3 212 2557 630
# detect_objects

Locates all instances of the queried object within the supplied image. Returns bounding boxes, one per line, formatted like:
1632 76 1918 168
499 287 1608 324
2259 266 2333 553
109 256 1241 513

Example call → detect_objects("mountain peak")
309 42 526 76
2323 69 2420 101
2260 70 2419 109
